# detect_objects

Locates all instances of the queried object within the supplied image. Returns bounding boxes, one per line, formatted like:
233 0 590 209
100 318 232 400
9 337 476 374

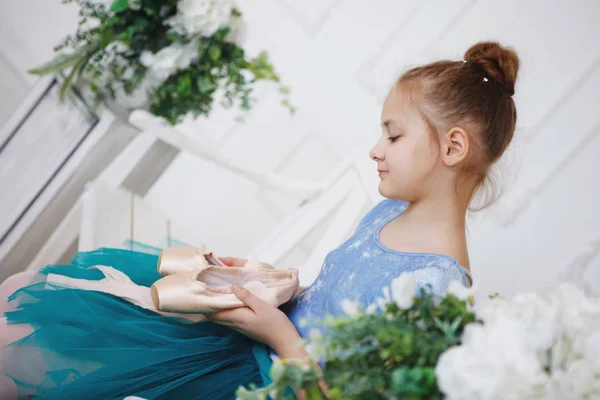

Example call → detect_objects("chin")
378 181 411 201
378 182 397 199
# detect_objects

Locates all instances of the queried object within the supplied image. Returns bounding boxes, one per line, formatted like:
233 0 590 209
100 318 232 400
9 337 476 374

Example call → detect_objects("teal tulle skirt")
3 246 273 399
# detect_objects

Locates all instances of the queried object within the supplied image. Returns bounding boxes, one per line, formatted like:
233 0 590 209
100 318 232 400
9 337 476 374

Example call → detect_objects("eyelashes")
387 135 402 143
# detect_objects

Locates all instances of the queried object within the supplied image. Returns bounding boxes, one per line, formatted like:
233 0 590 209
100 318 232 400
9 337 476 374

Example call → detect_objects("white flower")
140 40 199 80
582 330 600 372
371 286 393 312
122 67 135 80
436 284 600 400
374 297 387 311
107 41 129 54
89 0 112 6
309 328 321 341
140 47 180 80
551 357 600 399
446 280 477 303
382 286 391 301
225 12 247 46
305 329 326 360
340 299 359 316
167 0 233 37
365 302 379 315
111 79 152 110
390 272 416 309
269 355 285 381
304 343 326 360
436 315 548 400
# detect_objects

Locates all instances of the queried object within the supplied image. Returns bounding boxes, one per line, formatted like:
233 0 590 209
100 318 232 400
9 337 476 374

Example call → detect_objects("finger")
218 257 247 267
232 285 268 312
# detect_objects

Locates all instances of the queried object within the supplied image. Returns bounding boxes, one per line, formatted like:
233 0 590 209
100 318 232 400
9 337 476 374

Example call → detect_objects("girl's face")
369 85 441 202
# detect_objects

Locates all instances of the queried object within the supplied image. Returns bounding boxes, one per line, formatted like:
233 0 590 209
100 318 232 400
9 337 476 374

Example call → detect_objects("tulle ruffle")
3 247 272 399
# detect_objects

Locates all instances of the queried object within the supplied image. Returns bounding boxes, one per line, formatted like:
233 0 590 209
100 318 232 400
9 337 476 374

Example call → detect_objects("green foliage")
30 0 293 124
239 291 479 399
109 0 130 13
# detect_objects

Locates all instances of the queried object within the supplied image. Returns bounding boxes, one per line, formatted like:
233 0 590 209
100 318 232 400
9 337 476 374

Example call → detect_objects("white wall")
2 0 599 302
0 0 80 124
0 0 80 81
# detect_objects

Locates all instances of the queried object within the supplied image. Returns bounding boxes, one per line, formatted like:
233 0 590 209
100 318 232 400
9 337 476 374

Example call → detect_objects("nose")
369 140 384 162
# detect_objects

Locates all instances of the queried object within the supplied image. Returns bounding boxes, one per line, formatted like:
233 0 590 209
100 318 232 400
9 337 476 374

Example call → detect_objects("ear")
441 127 470 167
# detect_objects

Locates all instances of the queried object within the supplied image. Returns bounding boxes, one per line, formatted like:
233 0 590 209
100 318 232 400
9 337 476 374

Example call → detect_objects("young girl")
0 40 519 399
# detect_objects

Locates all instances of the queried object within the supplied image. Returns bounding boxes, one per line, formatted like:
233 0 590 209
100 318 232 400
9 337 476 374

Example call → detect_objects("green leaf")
270 361 285 382
196 76 215 94
28 43 97 75
208 46 221 62
75 52 93 80
110 0 130 13
59 55 88 100
177 74 192 96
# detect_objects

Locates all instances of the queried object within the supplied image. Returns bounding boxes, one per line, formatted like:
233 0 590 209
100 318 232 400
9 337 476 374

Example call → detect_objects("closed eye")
388 135 401 143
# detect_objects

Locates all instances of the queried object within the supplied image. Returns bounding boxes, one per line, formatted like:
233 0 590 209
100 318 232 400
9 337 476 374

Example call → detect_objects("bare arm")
208 280 326 398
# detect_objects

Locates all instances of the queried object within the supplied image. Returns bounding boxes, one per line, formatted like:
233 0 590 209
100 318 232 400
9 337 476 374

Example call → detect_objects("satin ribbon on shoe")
151 254 299 314
157 247 226 277
46 266 207 323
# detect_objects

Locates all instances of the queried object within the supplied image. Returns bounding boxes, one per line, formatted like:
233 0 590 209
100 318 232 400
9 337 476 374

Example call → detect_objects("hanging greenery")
30 0 294 125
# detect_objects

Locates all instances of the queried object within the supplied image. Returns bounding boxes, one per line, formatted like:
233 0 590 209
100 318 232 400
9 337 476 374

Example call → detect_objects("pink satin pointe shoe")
157 246 225 276
46 265 207 323
151 254 299 314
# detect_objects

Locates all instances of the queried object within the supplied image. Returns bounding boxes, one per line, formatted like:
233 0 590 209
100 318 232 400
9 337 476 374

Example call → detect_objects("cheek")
411 136 439 176
387 140 429 176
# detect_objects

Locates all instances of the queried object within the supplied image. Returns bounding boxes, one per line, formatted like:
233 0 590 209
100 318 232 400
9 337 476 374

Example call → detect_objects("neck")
404 171 478 231
405 191 468 223
398 191 471 269
403 197 467 235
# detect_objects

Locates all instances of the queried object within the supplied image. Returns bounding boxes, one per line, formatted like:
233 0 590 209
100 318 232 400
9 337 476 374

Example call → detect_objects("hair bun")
464 41 519 96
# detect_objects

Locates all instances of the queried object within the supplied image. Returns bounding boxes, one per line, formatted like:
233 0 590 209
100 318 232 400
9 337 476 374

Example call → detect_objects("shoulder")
355 198 409 233
413 260 470 297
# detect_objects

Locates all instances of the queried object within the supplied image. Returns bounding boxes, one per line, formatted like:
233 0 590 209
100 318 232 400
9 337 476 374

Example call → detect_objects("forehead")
380 84 418 124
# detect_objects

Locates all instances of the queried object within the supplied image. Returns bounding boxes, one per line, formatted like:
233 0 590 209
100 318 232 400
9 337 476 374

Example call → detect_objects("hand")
221 257 305 297
219 256 275 269
220 257 305 300
206 284 302 353
208 285 329 400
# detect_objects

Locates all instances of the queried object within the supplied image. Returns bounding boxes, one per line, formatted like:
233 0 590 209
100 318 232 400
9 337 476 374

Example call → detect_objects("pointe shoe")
46 265 207 323
151 255 299 313
157 247 225 277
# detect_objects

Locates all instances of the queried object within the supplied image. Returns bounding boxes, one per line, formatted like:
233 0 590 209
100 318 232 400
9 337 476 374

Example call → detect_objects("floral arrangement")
237 274 600 399
437 284 600 399
30 0 293 125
